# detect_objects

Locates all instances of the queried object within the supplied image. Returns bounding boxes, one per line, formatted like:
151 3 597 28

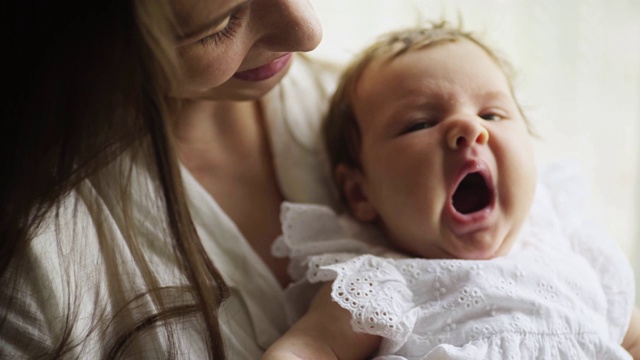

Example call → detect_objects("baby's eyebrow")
478 91 511 103
393 91 449 107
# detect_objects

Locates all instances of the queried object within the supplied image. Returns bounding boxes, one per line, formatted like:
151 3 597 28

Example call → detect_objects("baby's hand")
623 306 640 359
262 283 380 360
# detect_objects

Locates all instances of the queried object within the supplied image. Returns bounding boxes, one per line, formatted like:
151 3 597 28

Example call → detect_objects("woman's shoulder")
22 185 101 285
288 53 343 91
0 187 102 358
263 55 344 207
0 177 196 358
264 53 341 151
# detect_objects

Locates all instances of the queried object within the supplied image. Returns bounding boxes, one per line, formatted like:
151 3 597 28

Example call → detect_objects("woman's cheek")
186 59 231 90
178 45 242 91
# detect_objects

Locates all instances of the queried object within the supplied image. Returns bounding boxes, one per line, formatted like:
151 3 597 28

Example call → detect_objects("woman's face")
172 0 322 101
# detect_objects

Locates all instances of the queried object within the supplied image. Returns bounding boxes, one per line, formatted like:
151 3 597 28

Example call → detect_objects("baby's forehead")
376 37 480 68
352 40 514 113
354 39 461 89
358 38 503 89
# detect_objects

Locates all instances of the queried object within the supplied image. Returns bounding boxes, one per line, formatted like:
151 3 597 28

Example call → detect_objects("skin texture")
341 39 536 261
173 0 321 101
169 0 322 287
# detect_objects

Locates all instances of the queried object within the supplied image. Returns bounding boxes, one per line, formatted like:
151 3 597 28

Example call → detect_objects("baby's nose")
446 119 489 150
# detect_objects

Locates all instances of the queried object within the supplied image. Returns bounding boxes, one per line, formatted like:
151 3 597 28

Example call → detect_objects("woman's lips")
233 53 292 81
446 160 495 236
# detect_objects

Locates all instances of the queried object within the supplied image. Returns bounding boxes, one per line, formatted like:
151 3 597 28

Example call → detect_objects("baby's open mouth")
452 172 492 214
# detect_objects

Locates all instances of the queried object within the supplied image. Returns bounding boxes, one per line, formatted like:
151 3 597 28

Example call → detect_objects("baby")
264 23 640 359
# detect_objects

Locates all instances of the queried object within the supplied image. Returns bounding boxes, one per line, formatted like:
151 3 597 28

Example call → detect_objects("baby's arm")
623 306 640 359
263 283 381 360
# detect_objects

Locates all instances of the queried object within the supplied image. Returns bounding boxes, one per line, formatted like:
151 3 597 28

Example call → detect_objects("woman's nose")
253 0 322 52
446 118 490 150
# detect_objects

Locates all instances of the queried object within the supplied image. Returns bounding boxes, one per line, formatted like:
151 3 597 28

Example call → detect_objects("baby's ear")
335 164 377 222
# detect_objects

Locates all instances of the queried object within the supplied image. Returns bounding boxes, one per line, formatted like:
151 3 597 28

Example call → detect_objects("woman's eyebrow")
177 0 251 43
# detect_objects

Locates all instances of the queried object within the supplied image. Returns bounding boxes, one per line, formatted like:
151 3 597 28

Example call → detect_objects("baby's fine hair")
323 22 526 174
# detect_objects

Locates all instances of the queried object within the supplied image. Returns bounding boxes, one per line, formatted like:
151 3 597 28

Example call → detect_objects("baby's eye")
480 113 503 121
401 120 436 134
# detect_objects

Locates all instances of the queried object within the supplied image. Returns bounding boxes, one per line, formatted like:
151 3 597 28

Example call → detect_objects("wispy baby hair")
322 21 524 175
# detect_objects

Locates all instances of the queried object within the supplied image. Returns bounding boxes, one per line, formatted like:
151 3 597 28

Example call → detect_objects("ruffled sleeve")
273 202 395 281
320 255 419 354
274 202 401 324
539 161 635 343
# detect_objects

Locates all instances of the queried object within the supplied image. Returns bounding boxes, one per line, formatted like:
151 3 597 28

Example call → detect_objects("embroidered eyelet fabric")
274 162 635 359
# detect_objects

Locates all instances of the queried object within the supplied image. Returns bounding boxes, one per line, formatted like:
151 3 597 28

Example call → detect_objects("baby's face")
347 39 536 260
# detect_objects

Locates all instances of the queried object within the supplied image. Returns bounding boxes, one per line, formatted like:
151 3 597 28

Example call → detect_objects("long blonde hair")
0 1 228 358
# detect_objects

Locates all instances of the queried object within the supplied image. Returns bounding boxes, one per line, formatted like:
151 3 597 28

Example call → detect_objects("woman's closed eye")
200 14 241 47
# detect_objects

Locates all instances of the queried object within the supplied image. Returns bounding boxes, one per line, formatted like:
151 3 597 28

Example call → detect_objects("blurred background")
308 0 640 303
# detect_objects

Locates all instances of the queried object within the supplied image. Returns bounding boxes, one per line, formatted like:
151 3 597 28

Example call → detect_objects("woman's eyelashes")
200 14 241 47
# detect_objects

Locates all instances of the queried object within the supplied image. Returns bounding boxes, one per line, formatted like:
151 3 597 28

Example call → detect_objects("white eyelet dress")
275 162 635 360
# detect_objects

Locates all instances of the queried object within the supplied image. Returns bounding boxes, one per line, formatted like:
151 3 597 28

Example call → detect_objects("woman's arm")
263 283 381 360
623 306 640 359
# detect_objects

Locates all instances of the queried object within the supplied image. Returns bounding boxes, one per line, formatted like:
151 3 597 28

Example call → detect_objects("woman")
0 0 338 358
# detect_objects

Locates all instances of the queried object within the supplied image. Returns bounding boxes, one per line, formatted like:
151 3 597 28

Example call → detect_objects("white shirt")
0 55 340 359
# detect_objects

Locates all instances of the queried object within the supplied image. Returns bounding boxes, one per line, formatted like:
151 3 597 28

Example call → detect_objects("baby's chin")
443 235 514 260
